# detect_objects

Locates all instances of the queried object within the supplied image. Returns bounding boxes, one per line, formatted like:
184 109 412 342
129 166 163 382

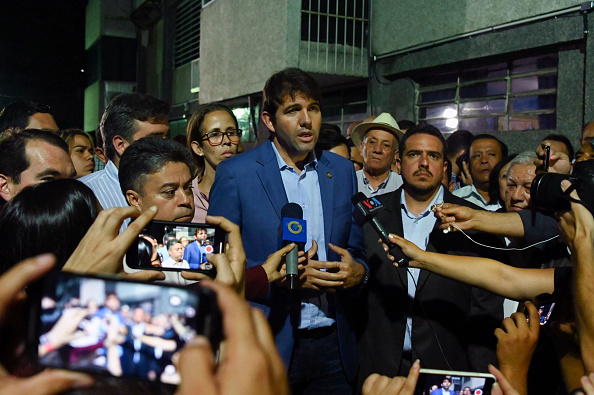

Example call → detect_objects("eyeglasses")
201 129 242 146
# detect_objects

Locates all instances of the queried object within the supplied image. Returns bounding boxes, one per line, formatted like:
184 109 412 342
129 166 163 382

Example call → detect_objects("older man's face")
360 129 397 176
505 162 536 212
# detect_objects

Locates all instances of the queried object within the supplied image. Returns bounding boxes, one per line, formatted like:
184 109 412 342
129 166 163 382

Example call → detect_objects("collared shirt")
94 155 106 172
401 186 445 352
270 141 334 330
356 169 403 197
161 258 190 269
80 160 130 232
453 184 500 211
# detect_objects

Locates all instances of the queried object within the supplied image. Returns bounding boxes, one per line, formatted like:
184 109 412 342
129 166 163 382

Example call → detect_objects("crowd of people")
39 279 198 384
0 66 593 395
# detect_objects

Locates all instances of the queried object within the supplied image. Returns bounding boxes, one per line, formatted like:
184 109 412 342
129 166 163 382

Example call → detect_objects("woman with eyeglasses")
186 103 242 223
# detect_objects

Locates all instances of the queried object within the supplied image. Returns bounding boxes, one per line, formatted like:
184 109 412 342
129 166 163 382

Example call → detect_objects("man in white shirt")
80 93 170 217
453 134 508 211
161 239 190 269
350 113 403 197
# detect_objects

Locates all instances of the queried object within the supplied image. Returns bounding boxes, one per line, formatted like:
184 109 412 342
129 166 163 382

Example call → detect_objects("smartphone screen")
126 220 225 273
416 369 495 395
31 271 220 385
536 302 555 325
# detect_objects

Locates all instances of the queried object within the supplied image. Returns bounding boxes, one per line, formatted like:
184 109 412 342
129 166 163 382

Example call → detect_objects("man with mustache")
356 122 504 391
453 134 507 211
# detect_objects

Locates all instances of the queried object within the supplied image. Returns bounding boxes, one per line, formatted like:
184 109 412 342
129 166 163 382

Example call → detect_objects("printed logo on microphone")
282 217 307 243
360 197 383 213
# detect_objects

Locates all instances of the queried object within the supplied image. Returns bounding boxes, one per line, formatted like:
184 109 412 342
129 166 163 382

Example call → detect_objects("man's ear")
113 135 131 158
0 174 14 202
395 150 402 175
261 111 276 133
126 190 142 210
95 147 108 164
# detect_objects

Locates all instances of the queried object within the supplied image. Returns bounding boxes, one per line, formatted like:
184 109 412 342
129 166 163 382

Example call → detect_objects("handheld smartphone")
526 294 556 325
27 271 221 385
544 145 551 172
416 369 495 395
126 220 226 273
456 152 470 170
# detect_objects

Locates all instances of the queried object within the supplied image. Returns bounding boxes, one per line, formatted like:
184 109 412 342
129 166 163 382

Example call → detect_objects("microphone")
351 192 409 267
280 203 307 289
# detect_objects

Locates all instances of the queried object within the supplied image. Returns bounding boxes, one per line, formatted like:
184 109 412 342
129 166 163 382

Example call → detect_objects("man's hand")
459 160 473 186
300 243 365 290
362 360 420 395
0 255 95 394
39 309 87 357
182 216 247 295
494 302 540 395
557 180 594 251
62 206 164 281
489 365 521 395
175 280 289 395
581 373 594 395
433 203 478 232
260 244 306 284
535 142 572 174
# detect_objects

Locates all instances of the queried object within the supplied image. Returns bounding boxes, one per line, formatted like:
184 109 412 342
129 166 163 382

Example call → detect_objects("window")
301 0 368 47
416 53 558 133
232 105 258 143
322 84 367 133
174 0 201 68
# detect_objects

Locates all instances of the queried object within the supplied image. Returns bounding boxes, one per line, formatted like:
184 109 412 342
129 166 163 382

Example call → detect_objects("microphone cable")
396 266 454 371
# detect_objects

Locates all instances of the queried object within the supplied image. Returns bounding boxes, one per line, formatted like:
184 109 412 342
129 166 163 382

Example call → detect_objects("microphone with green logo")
281 203 307 290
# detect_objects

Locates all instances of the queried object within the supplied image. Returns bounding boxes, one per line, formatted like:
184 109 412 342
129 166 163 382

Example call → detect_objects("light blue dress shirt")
401 186 444 352
80 160 130 232
271 141 335 330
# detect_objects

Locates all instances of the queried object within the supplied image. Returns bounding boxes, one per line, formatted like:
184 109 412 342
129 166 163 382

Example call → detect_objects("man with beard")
357 122 503 391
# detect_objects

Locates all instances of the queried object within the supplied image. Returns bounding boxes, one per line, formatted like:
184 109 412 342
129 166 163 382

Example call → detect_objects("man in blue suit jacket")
183 228 207 269
209 68 367 394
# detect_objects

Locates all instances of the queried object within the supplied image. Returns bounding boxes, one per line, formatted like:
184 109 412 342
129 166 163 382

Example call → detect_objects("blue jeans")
288 327 353 395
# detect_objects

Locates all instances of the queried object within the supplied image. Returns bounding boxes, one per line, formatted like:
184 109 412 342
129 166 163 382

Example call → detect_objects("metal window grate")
174 0 201 68
416 53 558 133
301 0 368 74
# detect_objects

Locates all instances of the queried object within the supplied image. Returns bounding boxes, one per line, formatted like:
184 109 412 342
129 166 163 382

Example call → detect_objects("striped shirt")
80 160 130 232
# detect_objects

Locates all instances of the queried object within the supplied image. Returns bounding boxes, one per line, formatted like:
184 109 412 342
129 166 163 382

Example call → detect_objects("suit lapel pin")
327 172 332 179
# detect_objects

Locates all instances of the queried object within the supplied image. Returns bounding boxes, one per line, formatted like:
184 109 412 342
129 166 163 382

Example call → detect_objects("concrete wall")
369 1 589 153
172 62 199 105
372 0 580 56
198 0 295 103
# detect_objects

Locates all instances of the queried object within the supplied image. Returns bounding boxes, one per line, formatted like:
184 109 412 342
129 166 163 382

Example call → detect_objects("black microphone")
280 203 307 289
351 192 409 267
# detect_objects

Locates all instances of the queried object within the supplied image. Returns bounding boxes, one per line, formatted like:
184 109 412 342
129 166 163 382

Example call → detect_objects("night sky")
0 0 88 129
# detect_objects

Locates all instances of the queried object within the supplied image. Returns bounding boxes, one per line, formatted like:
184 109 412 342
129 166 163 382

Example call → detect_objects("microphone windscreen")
281 202 303 220
351 192 367 205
